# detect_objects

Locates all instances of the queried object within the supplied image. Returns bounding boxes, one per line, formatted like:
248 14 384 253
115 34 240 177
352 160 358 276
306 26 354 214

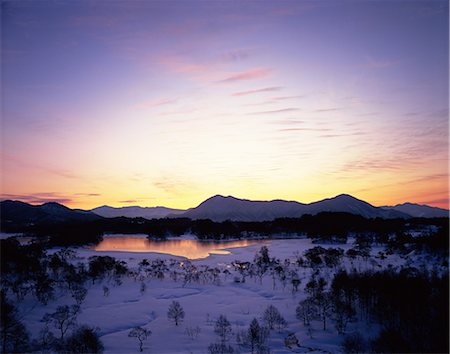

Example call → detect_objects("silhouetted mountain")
306 194 409 219
1 200 102 229
177 195 306 222
91 205 185 219
382 202 448 218
176 194 410 221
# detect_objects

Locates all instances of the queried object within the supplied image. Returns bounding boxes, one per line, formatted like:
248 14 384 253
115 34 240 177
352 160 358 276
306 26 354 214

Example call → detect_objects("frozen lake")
91 235 270 259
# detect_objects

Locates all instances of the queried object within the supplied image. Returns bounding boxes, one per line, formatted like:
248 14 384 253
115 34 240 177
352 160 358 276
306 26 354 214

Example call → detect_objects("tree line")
6 212 448 248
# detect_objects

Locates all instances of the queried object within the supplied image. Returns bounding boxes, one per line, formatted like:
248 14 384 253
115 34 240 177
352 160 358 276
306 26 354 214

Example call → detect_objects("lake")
91 235 269 259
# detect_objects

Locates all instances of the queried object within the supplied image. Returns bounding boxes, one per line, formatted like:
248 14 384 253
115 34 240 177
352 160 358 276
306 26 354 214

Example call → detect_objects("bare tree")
247 318 269 354
42 305 79 341
263 305 286 331
71 285 87 306
214 315 232 344
208 342 235 354
128 326 151 352
296 298 316 326
102 286 109 297
167 301 185 326
185 325 201 340
140 282 146 295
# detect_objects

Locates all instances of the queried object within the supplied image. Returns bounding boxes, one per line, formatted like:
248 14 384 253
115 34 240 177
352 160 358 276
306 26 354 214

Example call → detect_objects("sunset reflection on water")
92 236 268 259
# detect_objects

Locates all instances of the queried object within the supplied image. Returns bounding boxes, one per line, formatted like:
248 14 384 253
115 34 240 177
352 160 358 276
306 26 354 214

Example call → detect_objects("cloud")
269 119 305 125
118 199 139 203
75 193 101 197
0 193 73 205
419 198 449 207
319 134 342 138
159 55 213 74
339 158 413 174
219 49 251 62
248 108 300 115
279 127 332 132
363 56 399 69
232 87 282 97
271 95 306 101
314 107 342 112
152 176 193 196
135 98 177 110
219 68 272 82
3 154 81 180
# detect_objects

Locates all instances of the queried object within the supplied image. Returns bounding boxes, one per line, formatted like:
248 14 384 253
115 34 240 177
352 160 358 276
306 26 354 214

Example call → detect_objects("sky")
1 0 448 210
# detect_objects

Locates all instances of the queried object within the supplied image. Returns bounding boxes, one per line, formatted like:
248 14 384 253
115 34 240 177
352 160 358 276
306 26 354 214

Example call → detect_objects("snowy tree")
102 286 109 297
70 285 87 306
296 298 316 326
140 282 146 295
314 292 333 331
263 305 287 331
214 315 232 343
254 246 271 266
291 277 301 293
247 318 269 354
208 342 235 354
128 326 151 352
167 301 185 326
332 297 355 334
185 325 201 340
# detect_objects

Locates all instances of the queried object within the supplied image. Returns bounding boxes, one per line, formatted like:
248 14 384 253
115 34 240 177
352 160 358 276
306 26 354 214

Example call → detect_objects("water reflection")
92 236 267 259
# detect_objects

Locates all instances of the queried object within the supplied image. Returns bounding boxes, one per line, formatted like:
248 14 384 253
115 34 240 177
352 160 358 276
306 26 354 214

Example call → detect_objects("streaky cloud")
248 107 300 115
271 95 306 101
219 68 271 82
0 193 74 205
314 107 343 112
135 98 177 110
232 86 282 96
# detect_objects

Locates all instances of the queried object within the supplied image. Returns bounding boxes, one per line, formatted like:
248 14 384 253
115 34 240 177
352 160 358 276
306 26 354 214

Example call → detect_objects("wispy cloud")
232 87 282 97
118 199 139 203
314 107 343 112
135 98 177 110
269 119 306 125
219 49 251 62
271 95 306 101
0 193 73 205
219 68 272 83
419 198 449 208
75 193 101 197
248 107 300 115
4 154 81 180
279 127 332 132
152 176 193 196
159 55 213 74
363 56 399 69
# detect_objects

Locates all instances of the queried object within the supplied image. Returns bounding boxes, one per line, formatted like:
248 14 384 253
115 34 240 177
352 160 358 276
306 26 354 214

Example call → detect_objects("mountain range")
168 194 447 221
1 194 447 227
177 194 410 221
91 205 185 219
0 200 101 228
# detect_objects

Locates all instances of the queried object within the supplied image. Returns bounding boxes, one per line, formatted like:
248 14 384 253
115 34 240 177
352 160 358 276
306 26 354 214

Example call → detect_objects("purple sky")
1 0 448 209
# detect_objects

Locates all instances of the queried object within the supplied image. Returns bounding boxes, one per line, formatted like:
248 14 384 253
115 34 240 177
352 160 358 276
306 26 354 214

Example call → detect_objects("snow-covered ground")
14 237 442 353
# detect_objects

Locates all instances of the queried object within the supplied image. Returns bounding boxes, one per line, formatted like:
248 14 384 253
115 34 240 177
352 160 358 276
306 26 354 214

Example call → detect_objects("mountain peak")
333 194 361 201
208 194 238 200
41 202 70 210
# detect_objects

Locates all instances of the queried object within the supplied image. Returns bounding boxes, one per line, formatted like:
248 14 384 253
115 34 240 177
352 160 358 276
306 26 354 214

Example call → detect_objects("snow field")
17 238 432 353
